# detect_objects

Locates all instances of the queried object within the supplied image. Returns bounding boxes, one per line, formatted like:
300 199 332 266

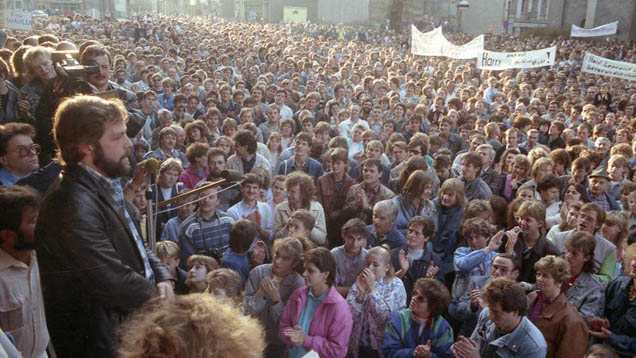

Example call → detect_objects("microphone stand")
146 176 157 253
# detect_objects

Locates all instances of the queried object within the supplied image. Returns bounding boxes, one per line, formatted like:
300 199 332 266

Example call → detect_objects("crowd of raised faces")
0 11 636 358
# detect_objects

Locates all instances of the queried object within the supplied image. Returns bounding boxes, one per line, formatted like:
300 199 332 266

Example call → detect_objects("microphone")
143 157 160 176
142 158 160 201
221 169 246 182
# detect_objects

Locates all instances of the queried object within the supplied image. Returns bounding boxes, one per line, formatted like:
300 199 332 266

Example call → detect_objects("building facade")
450 0 636 40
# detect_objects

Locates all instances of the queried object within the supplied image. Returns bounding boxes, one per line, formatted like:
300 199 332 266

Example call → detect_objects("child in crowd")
347 245 407 358
207 268 245 308
285 209 316 240
185 254 219 293
451 217 501 316
331 218 369 297
160 189 194 242
221 219 257 284
156 241 188 295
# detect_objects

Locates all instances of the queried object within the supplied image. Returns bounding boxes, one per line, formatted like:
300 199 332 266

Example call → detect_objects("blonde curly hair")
117 294 265 358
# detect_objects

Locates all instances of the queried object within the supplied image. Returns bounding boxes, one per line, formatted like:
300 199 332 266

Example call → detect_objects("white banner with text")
581 52 636 82
477 46 556 70
3 11 32 31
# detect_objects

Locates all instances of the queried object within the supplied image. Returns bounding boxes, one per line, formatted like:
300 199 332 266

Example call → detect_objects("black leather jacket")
35 165 171 358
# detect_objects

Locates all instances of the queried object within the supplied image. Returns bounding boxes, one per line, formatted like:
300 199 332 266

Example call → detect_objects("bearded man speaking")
35 95 173 358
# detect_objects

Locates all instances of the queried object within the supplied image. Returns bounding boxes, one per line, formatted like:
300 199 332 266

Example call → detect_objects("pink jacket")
279 286 353 358
178 167 208 189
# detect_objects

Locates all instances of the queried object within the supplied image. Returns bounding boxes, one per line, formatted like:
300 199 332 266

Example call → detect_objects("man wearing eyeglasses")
0 123 40 186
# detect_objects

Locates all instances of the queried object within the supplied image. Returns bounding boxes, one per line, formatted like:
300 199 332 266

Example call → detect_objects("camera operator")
79 45 138 108
35 44 141 165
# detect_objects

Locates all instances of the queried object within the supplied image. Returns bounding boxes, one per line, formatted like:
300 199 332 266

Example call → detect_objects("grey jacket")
551 229 616 283
452 275 491 337
566 272 605 319
471 309 547 358
244 263 304 354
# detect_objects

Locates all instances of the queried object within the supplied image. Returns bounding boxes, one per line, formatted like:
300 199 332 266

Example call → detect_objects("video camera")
51 50 99 79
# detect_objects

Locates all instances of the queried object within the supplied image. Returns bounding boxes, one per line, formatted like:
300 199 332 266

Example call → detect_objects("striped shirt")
178 210 235 267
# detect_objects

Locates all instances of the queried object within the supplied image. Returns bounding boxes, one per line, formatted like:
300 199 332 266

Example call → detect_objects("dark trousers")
359 345 380 358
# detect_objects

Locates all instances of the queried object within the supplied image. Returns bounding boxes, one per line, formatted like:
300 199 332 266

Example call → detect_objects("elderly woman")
564 232 605 319
20 46 55 122
383 278 454 358
274 172 327 247
529 255 589 358
347 246 407 358
279 247 353 358
392 170 437 236
246 237 305 358
588 243 636 358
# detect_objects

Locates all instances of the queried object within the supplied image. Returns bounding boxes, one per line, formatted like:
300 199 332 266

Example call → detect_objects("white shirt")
227 200 273 242
0 249 49 358
339 118 370 139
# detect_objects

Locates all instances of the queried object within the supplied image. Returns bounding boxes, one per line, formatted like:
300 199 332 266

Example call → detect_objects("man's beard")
14 230 35 251
94 143 131 179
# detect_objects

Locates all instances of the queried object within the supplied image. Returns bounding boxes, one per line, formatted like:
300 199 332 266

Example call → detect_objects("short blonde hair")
367 245 395 279
159 157 184 176
516 201 546 226
437 178 466 208
117 294 265 358
534 255 571 289
273 237 304 263
23 45 52 79
156 240 180 261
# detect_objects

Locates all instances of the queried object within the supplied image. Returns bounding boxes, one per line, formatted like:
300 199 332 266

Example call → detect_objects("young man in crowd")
331 218 369 297
178 181 235 267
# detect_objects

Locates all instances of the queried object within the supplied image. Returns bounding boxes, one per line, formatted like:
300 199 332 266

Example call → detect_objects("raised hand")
425 260 439 278
398 249 409 273
260 277 281 303
362 268 376 292
283 325 306 346
504 227 520 254
414 340 432 358
450 336 479 358
469 289 483 309
486 231 505 252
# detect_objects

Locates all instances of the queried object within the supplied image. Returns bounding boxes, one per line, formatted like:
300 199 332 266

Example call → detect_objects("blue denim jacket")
277 156 324 179
471 309 547 358
603 276 636 357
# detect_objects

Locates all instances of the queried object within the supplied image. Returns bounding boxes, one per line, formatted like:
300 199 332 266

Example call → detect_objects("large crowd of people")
0 11 635 358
